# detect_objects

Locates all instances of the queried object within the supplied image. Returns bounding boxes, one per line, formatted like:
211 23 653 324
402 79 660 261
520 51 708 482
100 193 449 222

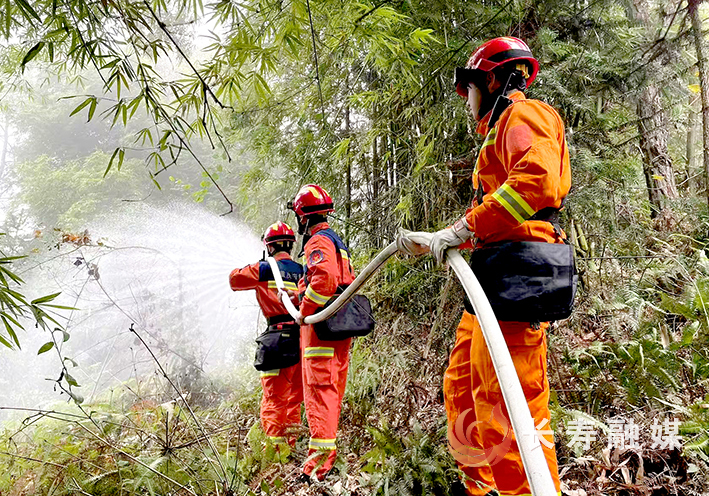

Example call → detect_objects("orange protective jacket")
464 90 571 245
298 223 355 316
229 252 302 320
297 222 355 480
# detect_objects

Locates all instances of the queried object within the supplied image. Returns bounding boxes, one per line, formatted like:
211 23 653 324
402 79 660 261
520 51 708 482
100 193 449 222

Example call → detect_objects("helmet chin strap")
488 72 514 125
296 215 309 235
487 70 520 127
297 215 313 257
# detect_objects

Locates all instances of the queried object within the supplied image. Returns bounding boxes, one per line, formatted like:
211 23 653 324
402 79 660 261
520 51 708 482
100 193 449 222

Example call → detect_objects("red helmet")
290 184 334 217
455 37 539 97
263 221 296 245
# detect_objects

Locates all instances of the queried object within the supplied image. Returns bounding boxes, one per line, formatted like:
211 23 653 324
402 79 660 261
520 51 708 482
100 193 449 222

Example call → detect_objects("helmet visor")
454 67 483 98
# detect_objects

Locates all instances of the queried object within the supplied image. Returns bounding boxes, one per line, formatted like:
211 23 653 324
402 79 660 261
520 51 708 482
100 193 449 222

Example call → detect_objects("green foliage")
371 254 447 318
683 398 709 463
236 422 291 481
0 235 71 352
361 423 460 495
14 151 147 229
4 0 709 492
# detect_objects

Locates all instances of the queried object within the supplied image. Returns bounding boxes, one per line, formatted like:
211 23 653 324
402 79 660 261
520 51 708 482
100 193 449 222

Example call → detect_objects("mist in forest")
0 75 265 418
0 199 264 420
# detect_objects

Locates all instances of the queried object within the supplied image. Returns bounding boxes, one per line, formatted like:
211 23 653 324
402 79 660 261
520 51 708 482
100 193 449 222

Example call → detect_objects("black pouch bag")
464 241 577 322
253 323 300 371
313 292 376 341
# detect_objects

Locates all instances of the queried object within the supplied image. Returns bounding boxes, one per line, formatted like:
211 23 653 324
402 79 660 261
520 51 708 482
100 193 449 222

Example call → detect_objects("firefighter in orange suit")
400 37 569 495
229 221 304 448
288 184 355 482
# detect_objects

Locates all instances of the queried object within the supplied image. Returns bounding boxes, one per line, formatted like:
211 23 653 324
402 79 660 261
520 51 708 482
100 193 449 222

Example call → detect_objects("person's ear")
486 71 497 92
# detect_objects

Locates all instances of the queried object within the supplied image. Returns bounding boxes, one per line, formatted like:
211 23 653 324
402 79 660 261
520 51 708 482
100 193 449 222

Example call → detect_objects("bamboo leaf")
64 372 79 387
16 0 41 22
2 316 21 348
104 147 121 177
21 42 45 70
69 97 93 117
87 98 97 122
31 292 61 305
37 341 54 354
0 334 12 349
4 0 11 38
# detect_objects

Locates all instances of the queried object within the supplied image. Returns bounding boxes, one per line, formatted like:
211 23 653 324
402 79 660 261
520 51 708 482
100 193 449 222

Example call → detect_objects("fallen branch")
0 450 66 468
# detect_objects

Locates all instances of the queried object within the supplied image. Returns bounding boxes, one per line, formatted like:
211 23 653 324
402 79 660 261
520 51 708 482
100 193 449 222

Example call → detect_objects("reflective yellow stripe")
305 286 329 306
260 370 279 377
491 183 536 224
339 249 349 261
482 128 496 148
309 437 336 450
304 347 334 358
474 128 496 175
268 436 287 444
267 281 298 291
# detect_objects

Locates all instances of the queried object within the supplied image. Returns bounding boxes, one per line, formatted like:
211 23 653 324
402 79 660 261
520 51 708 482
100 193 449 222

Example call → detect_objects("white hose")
270 236 557 495
265 256 301 318
407 232 557 496
302 242 399 324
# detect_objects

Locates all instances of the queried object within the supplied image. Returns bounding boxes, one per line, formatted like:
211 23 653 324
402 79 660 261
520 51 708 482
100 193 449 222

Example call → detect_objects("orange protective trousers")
298 223 356 479
300 324 351 478
260 361 304 446
443 311 560 495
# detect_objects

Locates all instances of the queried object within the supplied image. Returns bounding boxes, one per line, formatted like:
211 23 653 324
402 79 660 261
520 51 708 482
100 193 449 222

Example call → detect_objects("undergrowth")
2 244 709 495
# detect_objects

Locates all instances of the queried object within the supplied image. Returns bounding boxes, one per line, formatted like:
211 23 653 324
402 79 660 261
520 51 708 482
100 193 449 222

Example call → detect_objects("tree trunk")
372 136 380 201
636 85 679 215
687 93 699 194
629 0 679 218
689 0 709 207
345 101 352 246
372 137 379 245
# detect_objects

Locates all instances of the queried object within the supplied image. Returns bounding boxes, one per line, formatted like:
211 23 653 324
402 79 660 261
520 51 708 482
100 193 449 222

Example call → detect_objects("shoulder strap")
265 256 300 319
304 229 350 289
258 260 271 282
312 228 350 256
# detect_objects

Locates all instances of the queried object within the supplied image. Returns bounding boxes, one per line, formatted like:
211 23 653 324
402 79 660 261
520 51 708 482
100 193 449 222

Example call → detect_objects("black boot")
451 480 467 495
296 473 312 485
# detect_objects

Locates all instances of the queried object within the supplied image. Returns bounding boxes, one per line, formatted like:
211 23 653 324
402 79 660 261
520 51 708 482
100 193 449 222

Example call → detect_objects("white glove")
396 229 430 256
430 218 472 264
294 310 304 325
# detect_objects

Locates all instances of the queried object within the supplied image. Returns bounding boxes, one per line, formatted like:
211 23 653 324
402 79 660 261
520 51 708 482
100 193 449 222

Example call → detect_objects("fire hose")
267 232 557 495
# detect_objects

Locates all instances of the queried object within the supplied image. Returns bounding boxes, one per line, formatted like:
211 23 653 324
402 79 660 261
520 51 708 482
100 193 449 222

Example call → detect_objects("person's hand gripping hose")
429 218 473 263
396 229 431 256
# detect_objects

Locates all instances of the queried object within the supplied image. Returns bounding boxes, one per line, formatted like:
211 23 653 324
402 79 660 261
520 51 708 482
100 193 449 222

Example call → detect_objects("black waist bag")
313 294 376 341
253 323 300 371
465 241 577 322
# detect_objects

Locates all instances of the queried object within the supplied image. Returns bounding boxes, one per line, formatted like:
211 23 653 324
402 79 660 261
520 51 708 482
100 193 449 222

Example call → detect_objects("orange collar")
475 91 526 136
272 251 291 261
309 222 330 236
